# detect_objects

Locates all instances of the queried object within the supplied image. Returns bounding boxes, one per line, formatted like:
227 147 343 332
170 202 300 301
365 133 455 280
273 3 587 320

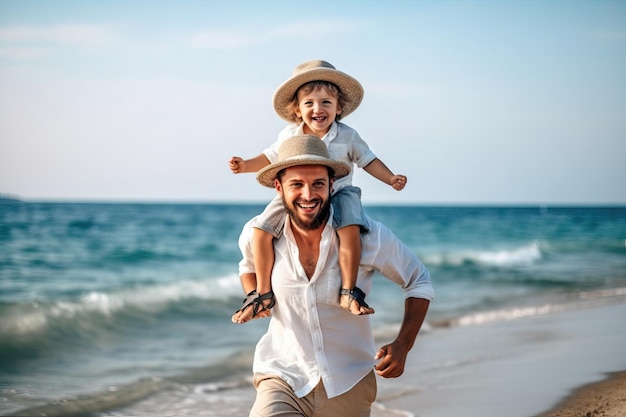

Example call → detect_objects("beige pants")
249 371 377 417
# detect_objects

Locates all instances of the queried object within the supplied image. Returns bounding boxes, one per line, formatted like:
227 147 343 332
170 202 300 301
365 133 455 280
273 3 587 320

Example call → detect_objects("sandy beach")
369 296 626 417
536 370 626 417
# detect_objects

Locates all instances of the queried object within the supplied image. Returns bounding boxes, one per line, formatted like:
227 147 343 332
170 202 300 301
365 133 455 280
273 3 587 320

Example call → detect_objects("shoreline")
535 370 626 417
5 296 626 417
373 297 626 417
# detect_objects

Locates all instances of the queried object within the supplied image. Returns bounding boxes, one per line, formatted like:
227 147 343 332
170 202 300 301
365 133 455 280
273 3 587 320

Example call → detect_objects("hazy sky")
1 0 625 204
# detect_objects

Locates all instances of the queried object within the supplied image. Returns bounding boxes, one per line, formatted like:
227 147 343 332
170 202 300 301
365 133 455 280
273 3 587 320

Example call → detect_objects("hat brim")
273 68 364 123
256 155 351 188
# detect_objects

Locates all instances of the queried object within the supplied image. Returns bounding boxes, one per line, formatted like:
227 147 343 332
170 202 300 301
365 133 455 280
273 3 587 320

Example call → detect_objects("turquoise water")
1 201 624 416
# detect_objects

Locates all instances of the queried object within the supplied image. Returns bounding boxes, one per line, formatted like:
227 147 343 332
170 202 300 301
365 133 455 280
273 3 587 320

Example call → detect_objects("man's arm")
374 297 430 378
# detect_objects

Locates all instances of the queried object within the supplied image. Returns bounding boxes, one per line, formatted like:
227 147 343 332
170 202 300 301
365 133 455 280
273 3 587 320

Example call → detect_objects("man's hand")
375 297 430 378
374 340 410 378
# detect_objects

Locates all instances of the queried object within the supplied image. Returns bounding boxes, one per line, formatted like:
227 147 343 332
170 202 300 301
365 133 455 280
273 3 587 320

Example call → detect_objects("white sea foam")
455 303 567 326
423 241 542 267
0 274 243 336
0 306 48 334
444 288 626 328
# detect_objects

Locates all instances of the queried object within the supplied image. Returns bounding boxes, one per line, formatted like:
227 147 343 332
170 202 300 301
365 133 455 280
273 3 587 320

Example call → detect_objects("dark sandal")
340 287 373 315
234 289 258 314
252 290 276 316
233 290 275 322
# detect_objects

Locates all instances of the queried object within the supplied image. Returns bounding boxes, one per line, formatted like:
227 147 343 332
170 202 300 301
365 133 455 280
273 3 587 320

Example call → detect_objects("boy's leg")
232 228 275 323
231 273 272 322
337 225 374 315
240 272 258 294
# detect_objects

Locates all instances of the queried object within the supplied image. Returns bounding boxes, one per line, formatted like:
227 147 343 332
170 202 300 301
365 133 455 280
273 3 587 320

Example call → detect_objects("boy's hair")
285 81 349 123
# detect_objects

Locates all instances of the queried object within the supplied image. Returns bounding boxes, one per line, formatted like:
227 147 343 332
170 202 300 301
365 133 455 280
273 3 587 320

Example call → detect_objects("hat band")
282 154 331 163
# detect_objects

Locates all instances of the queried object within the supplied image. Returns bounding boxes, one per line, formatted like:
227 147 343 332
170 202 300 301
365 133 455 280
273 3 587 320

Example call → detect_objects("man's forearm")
374 297 430 378
396 297 430 350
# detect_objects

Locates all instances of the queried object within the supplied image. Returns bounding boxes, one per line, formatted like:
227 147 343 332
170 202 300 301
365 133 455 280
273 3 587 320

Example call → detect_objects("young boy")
229 60 407 323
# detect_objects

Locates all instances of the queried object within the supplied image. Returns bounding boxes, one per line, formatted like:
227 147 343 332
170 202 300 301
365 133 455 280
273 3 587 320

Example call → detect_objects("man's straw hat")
272 60 364 123
256 135 351 188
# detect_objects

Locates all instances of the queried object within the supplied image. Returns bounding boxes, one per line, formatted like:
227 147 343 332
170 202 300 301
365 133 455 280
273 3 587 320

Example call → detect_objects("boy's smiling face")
295 86 342 138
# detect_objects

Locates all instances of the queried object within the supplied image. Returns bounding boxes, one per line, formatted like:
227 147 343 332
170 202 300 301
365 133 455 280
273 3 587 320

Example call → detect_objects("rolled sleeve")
364 218 434 301
355 149 377 169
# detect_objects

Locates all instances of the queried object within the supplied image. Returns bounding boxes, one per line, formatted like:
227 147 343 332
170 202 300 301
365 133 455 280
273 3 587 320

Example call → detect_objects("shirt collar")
296 121 338 142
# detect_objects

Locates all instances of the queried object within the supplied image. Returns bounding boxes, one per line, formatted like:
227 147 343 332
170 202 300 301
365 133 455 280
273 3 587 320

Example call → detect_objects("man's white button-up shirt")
238 210 434 399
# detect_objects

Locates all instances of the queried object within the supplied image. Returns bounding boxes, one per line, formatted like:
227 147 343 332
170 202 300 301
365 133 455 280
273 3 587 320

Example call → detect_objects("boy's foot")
232 290 275 324
339 287 375 315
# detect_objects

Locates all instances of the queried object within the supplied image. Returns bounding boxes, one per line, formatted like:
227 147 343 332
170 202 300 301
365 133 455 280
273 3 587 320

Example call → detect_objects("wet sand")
373 297 626 417
536 370 626 417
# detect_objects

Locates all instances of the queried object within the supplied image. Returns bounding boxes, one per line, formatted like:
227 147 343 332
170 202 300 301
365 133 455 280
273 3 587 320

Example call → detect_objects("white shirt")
263 122 378 193
238 210 434 399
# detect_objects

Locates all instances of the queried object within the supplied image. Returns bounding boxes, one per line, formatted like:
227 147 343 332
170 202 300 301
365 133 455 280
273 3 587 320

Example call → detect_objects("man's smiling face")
276 164 333 231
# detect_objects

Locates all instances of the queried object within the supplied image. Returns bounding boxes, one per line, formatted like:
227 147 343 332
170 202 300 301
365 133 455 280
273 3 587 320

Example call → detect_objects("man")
236 135 434 417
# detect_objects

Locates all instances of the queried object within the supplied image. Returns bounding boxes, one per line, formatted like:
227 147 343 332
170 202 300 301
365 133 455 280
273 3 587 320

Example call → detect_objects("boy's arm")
229 153 271 174
363 158 407 191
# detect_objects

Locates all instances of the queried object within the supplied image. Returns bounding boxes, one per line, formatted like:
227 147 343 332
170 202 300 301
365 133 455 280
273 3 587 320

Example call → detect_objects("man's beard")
282 195 331 231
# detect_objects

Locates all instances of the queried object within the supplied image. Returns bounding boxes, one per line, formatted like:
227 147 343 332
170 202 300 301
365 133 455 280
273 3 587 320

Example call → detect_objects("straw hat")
272 60 364 123
256 135 351 188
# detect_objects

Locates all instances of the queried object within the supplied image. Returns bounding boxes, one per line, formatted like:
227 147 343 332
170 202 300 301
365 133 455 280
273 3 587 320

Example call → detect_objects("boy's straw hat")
256 135 351 188
272 60 364 123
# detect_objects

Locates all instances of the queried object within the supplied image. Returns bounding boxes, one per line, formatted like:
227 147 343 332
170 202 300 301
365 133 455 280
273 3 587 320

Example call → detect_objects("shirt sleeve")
363 217 434 301
263 125 299 163
238 217 256 276
338 123 377 168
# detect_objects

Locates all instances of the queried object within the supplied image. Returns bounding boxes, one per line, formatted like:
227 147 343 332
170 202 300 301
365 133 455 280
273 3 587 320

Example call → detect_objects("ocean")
1 201 625 417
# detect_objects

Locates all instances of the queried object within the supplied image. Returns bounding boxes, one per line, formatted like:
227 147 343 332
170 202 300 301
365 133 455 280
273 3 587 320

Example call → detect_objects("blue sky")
1 0 625 204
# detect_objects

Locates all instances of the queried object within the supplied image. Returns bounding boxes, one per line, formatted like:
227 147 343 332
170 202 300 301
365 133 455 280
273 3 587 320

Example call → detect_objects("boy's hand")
390 175 407 191
229 156 245 174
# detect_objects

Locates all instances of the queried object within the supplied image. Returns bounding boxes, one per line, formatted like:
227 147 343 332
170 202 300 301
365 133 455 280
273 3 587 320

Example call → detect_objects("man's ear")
274 178 282 193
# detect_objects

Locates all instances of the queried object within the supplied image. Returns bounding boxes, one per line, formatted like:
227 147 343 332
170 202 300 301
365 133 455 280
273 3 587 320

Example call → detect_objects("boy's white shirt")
262 122 377 193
